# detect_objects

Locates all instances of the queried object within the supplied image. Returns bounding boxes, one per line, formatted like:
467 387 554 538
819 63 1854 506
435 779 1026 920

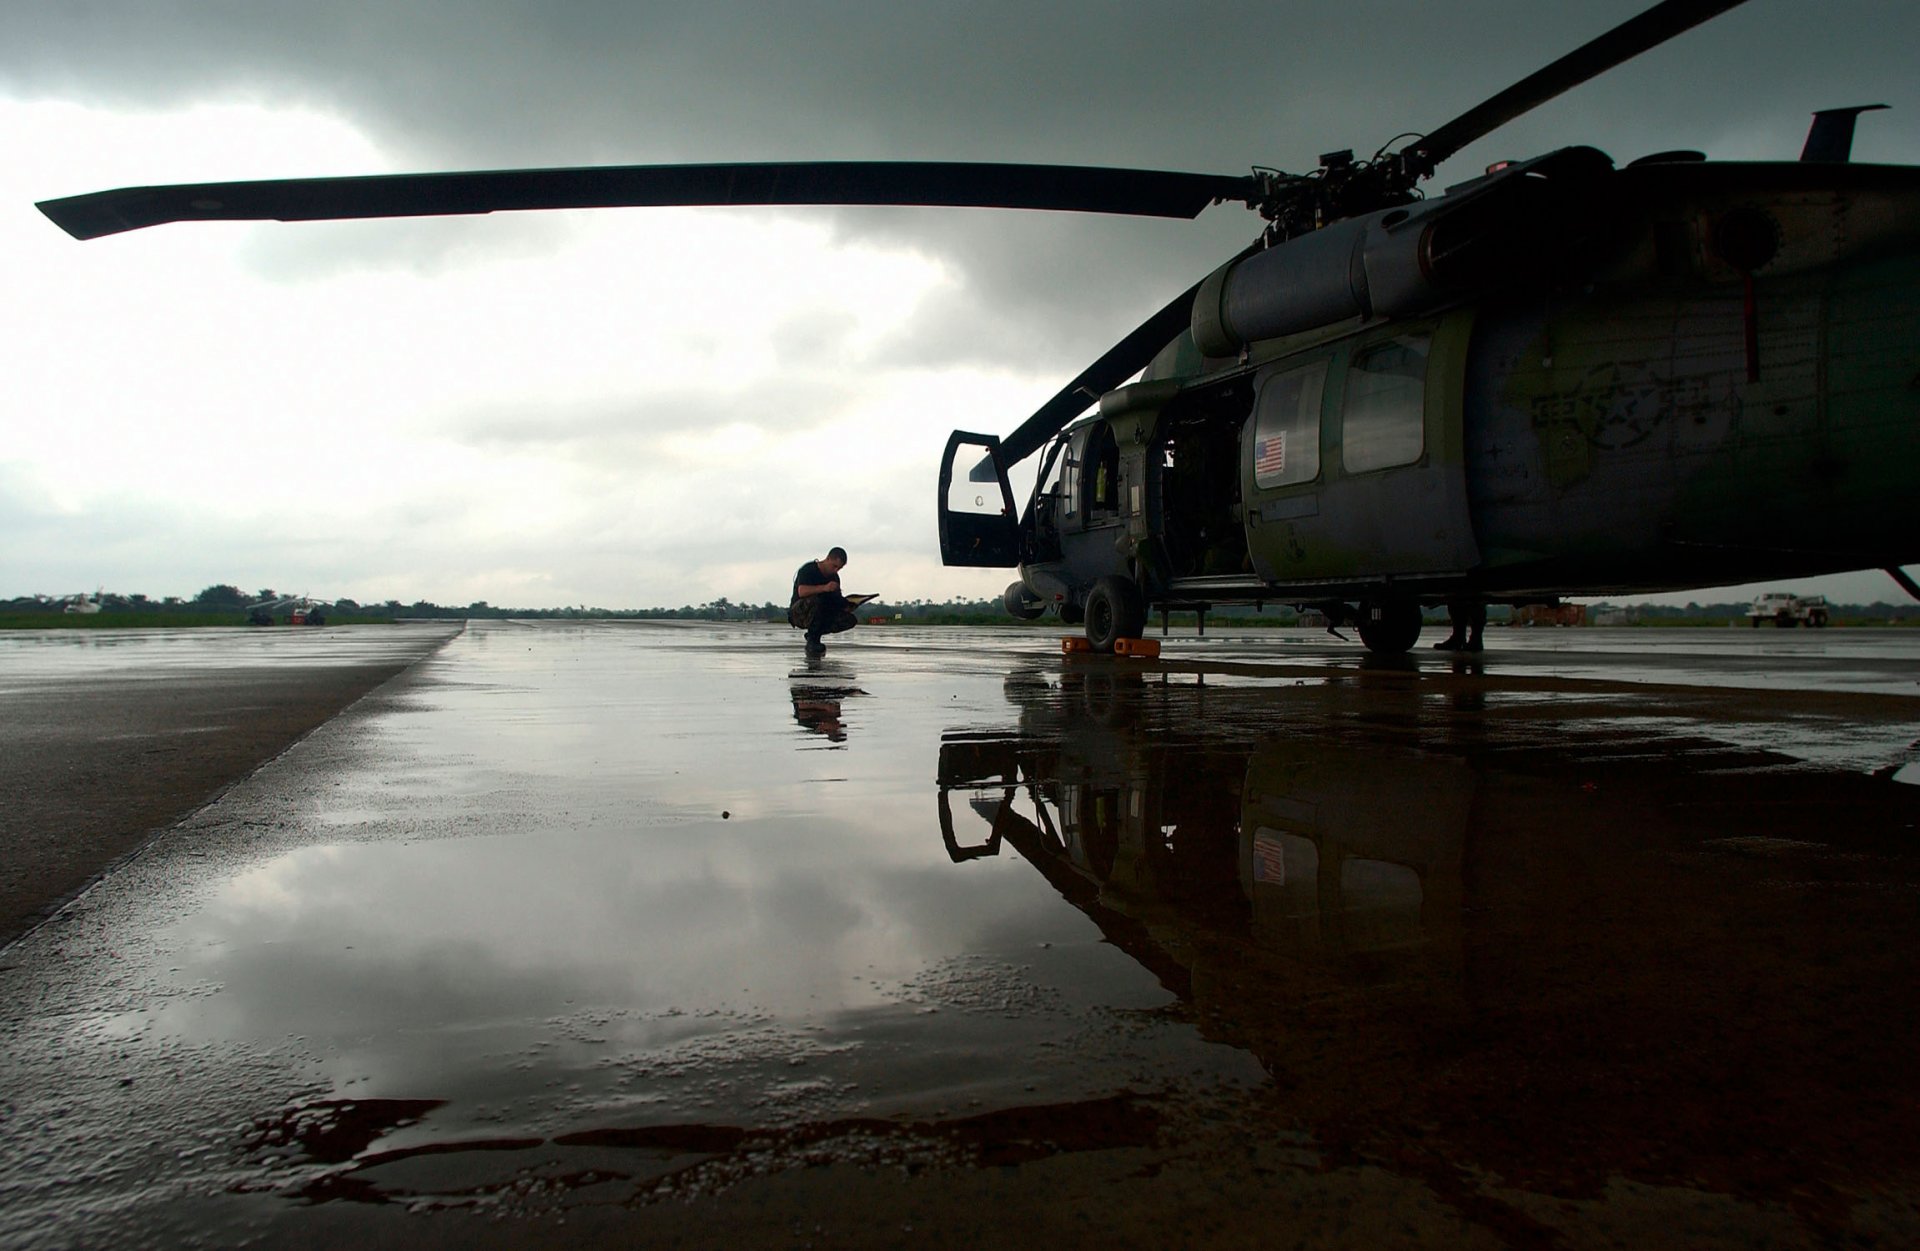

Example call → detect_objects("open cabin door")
939 430 1021 567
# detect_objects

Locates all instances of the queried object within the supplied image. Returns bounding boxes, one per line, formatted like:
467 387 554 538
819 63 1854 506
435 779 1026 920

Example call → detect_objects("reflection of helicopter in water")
935 662 1920 1213
36 3 1920 657
939 671 1471 981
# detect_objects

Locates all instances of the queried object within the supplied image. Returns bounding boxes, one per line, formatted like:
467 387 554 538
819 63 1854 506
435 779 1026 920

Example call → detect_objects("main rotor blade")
998 240 1263 467
1404 0 1749 174
997 281 1200 468
38 161 1257 241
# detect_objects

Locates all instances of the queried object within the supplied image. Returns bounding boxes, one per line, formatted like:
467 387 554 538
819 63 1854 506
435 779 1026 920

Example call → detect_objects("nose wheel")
1084 575 1146 653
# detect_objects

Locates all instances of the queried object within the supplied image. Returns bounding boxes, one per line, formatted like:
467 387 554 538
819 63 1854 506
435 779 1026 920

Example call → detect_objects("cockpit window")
1341 334 1429 473
1038 435 1068 501
1251 360 1327 490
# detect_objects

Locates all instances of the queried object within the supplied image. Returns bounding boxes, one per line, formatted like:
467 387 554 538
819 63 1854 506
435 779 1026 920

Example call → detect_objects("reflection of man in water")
789 546 857 656
791 679 864 743
791 692 847 742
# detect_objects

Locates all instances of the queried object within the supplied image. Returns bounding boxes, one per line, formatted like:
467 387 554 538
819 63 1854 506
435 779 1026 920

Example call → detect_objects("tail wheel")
1085 575 1146 653
1355 598 1422 655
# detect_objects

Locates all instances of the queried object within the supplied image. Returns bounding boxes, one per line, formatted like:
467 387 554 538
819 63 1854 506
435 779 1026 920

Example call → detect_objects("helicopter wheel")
1355 597 1422 656
1085 575 1146 654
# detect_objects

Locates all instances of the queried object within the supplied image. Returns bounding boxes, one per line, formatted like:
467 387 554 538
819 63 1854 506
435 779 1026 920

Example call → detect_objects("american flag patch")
1254 433 1285 479
1251 832 1287 884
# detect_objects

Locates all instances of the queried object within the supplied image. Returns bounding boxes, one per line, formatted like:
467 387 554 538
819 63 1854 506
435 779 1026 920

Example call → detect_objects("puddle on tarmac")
4 622 1919 1244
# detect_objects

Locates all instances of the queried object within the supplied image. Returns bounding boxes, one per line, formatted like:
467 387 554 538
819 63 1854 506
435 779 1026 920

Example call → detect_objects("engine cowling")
1191 147 1613 355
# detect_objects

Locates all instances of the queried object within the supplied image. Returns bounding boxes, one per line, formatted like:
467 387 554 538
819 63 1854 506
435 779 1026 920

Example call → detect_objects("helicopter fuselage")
941 154 1920 649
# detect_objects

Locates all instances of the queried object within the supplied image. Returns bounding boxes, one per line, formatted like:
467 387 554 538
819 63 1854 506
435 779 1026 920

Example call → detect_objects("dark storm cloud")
9 3 1911 166
8 2 1916 372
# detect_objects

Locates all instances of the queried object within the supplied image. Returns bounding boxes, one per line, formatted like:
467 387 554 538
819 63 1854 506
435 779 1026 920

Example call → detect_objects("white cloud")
3 97 1028 606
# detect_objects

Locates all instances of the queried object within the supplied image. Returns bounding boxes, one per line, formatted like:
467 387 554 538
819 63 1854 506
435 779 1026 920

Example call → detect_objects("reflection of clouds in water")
127 808 1150 1141
166 816 1096 1052
221 847 345 914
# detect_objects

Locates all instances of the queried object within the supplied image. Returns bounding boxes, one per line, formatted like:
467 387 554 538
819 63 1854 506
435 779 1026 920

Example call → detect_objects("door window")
1341 334 1430 473
1251 360 1327 490
944 462 1006 519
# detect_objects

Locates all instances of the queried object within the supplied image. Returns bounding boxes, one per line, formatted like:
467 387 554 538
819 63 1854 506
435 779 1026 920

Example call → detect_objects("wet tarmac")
0 624 465 944
2 621 1917 1249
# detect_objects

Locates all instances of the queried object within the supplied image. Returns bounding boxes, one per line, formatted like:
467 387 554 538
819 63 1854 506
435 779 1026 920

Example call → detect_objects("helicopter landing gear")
1085 575 1146 654
1355 597 1422 656
1004 581 1045 621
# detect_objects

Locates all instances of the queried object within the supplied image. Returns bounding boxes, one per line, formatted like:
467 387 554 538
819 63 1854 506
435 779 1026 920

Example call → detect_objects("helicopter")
34 0 1920 655
244 594 329 626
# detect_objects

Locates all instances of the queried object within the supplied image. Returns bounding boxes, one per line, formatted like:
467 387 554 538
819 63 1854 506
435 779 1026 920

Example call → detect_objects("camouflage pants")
789 594 857 640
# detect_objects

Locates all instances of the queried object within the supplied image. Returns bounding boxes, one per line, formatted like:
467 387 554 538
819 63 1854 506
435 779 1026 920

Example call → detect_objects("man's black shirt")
793 560 836 602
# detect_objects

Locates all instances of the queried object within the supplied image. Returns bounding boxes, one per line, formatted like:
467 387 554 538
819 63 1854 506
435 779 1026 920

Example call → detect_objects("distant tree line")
6 585 1915 628
0 586 1029 626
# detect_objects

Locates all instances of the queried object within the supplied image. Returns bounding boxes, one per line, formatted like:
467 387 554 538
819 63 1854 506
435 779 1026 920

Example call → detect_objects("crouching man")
789 546 856 656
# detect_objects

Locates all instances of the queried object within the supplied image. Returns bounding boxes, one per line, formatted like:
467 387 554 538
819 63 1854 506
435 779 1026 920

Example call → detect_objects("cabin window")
1250 360 1327 490
1341 333 1429 473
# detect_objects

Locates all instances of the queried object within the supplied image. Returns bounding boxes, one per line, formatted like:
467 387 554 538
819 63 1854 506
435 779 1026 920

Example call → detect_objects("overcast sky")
3 1 1916 610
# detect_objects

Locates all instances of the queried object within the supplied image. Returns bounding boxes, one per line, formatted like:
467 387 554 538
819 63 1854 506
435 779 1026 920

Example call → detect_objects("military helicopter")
36 0 1919 655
